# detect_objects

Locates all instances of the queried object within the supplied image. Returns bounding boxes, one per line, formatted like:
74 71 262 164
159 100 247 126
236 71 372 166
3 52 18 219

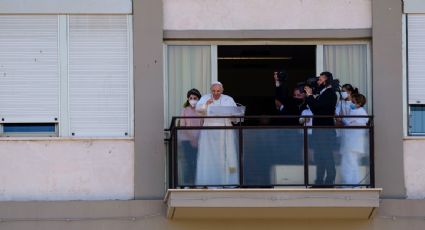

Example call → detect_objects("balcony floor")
165 188 382 219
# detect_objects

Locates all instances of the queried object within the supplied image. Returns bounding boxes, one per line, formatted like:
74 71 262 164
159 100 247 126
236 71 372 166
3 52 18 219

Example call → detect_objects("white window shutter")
0 16 59 123
68 15 130 137
408 14 425 104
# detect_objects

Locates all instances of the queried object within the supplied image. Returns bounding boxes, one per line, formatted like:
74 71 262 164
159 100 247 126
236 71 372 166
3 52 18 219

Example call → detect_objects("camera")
305 76 319 89
304 76 320 94
304 74 341 95
331 78 341 93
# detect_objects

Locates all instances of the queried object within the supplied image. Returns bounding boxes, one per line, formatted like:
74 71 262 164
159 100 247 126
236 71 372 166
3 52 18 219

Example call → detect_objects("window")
165 45 212 126
68 16 132 137
323 44 372 113
0 15 132 137
1 123 57 137
407 14 425 135
0 15 60 125
165 43 372 123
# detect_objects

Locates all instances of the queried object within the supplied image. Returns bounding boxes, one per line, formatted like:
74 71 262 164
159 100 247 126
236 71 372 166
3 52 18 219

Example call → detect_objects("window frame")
405 13 425 136
0 123 59 137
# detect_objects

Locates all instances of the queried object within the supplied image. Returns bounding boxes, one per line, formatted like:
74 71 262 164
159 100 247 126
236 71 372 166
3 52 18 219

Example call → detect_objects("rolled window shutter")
0 16 59 123
68 15 130 137
408 14 425 104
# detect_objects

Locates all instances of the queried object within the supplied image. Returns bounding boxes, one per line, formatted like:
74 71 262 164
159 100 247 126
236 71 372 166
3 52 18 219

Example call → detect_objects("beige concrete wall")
0 139 134 201
133 0 165 199
163 0 372 30
404 139 425 199
0 199 424 230
372 0 406 198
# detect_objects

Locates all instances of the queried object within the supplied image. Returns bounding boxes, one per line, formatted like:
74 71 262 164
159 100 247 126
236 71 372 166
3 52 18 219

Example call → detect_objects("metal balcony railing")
165 115 374 189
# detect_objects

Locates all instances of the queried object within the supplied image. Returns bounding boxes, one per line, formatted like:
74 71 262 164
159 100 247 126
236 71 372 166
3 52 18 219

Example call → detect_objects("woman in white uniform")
340 93 369 185
195 82 239 186
335 84 358 119
335 84 359 140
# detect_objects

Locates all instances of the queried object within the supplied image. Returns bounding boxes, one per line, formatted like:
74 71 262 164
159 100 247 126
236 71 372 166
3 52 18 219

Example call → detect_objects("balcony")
164 115 381 219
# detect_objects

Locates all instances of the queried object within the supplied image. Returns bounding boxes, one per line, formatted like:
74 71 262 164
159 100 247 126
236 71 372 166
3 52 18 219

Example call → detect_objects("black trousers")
312 129 336 185
180 141 198 186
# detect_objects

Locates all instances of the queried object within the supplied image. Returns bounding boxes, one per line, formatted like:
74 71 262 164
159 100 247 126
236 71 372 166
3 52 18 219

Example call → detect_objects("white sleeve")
195 95 210 114
343 108 368 126
221 95 237 106
335 101 341 115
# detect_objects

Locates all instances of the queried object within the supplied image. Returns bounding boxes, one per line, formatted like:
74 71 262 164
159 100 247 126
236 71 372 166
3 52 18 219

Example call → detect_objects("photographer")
274 70 290 112
274 71 307 125
277 85 308 125
304 71 338 186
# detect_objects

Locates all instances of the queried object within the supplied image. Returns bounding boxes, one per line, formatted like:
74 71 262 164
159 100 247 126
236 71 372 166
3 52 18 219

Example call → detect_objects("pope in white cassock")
195 82 239 186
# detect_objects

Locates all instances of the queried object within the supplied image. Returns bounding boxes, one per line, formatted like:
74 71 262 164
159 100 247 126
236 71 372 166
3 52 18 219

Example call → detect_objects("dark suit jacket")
275 84 289 106
306 87 337 126
276 98 307 126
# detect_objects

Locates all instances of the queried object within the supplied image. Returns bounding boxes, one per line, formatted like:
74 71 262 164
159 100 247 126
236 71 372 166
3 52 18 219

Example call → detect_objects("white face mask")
189 99 198 107
341 91 348 99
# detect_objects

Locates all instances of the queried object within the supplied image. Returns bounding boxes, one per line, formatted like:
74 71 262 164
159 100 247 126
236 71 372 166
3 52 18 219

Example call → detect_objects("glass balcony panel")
176 128 240 187
169 115 373 189
243 128 304 186
307 128 370 186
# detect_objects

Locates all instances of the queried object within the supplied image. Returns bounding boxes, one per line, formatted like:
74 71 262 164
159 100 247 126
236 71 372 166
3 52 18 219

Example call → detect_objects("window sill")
403 136 425 140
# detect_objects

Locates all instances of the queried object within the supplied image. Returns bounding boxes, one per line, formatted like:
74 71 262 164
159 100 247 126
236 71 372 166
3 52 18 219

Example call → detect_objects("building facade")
0 0 425 229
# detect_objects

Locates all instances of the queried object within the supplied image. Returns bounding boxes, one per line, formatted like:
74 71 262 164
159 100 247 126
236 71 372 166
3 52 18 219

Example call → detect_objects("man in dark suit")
276 86 308 125
304 72 338 186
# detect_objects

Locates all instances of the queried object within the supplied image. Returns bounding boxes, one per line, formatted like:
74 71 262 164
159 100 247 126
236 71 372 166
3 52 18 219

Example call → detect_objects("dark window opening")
3 123 56 133
218 45 316 116
409 105 425 135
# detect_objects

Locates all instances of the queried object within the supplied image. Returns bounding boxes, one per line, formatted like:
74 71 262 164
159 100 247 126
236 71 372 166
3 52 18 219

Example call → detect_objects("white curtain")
323 44 372 112
166 46 211 126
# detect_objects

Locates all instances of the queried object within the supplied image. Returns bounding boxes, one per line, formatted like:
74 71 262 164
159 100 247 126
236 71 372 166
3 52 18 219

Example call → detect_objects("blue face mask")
350 103 357 110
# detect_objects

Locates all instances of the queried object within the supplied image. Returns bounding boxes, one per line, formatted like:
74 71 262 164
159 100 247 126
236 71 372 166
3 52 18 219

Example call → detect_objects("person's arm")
335 101 345 124
224 96 239 123
195 95 209 115
335 101 342 115
274 72 289 107
228 96 237 107
305 95 319 114
304 86 319 114
275 99 284 112
346 108 369 126
275 85 289 105
343 108 368 126
306 89 336 115
342 116 354 126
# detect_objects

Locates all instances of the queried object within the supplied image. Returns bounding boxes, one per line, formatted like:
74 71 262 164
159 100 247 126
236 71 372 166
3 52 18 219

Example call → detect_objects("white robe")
195 94 239 186
339 107 369 185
